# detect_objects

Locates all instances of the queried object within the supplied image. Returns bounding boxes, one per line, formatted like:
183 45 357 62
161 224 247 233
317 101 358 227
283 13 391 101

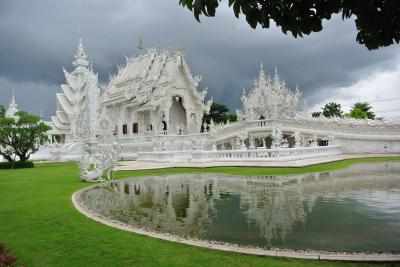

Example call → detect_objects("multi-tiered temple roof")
51 34 100 140
103 48 210 112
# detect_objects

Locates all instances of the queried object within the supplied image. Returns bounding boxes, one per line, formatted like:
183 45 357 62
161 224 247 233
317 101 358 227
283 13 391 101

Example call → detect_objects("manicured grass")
115 156 400 178
0 157 399 267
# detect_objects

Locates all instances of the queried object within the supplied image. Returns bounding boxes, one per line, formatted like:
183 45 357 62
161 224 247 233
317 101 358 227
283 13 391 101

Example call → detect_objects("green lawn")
0 157 399 267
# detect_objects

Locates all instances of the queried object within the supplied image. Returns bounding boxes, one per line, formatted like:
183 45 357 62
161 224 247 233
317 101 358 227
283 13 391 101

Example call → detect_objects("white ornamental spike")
73 32 89 69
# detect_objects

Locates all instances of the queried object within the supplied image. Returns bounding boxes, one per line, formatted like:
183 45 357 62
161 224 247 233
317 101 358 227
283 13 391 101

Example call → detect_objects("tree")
227 112 238 122
350 102 375 119
203 102 229 124
349 107 367 119
311 111 321 118
0 105 5 118
202 102 237 131
322 102 343 118
179 0 400 50
0 111 51 163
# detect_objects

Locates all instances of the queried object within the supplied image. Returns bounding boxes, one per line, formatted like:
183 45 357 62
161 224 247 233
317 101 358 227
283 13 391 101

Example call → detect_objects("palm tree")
350 102 375 120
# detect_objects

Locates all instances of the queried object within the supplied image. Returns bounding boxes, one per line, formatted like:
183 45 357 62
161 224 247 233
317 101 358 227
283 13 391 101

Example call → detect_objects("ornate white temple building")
51 34 101 142
26 35 400 164
102 47 211 137
49 35 211 143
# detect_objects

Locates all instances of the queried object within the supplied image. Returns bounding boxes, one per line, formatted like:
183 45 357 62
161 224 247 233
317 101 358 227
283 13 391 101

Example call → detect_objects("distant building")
5 92 18 119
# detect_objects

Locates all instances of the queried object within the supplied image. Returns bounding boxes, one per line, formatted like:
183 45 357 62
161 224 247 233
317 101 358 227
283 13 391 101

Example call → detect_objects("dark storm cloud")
0 0 399 119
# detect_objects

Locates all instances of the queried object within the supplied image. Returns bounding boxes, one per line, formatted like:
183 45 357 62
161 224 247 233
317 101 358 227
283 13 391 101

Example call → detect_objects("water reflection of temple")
82 162 400 243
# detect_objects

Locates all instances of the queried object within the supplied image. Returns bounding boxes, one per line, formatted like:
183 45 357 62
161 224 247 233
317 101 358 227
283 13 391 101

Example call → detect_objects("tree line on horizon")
312 101 377 120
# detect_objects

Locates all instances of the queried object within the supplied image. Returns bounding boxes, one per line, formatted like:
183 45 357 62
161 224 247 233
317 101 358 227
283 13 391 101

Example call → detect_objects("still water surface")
81 162 400 252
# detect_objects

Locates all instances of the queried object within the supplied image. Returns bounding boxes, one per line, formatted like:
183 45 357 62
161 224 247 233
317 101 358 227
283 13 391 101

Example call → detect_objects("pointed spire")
260 61 264 73
11 89 16 106
73 32 89 70
259 61 266 80
138 36 144 51
137 36 144 56
5 90 18 118
255 61 267 89
274 66 279 80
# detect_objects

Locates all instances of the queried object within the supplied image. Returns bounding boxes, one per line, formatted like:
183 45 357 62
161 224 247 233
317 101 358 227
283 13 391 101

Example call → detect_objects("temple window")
132 123 138 134
122 124 128 135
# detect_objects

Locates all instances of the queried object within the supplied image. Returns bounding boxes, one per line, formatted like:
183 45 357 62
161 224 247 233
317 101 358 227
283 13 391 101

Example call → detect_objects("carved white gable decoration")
103 47 212 135
238 63 301 121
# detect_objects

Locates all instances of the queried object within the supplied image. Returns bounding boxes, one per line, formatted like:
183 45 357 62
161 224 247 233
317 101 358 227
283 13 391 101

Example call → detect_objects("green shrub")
0 161 34 169
0 243 17 267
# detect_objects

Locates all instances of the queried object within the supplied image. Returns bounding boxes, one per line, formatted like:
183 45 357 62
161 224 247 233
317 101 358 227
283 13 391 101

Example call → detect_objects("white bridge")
214 118 400 152
136 117 400 163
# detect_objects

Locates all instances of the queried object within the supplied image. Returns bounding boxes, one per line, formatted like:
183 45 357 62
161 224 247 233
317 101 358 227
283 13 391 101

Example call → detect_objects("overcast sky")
0 0 399 120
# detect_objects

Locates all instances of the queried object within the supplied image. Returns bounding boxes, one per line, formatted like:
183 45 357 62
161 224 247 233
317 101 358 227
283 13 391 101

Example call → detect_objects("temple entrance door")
169 96 187 134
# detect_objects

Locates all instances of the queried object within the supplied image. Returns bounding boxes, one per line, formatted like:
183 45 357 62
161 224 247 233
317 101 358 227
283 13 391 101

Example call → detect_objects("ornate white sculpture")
311 135 319 147
79 142 121 182
249 135 256 149
238 132 247 150
238 63 302 121
234 137 241 150
293 131 302 148
261 138 267 149
271 127 283 148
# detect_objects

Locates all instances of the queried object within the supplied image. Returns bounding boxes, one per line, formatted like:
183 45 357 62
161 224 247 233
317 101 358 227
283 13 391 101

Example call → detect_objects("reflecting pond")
80 162 400 252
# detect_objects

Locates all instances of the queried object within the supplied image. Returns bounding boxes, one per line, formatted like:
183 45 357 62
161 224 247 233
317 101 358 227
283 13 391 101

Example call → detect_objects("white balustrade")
138 146 342 163
215 118 400 143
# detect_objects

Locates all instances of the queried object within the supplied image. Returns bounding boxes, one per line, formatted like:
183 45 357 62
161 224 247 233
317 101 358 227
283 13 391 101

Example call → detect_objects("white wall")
336 138 400 153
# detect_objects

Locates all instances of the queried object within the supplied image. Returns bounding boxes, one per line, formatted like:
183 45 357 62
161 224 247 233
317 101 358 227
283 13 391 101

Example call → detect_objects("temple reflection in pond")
81 162 400 249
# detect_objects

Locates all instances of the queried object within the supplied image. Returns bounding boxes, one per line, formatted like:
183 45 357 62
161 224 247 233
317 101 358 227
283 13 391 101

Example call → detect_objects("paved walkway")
115 153 400 171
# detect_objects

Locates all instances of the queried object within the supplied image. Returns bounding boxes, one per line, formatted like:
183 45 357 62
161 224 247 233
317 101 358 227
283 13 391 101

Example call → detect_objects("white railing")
111 132 213 145
137 151 193 163
137 146 342 163
214 118 400 143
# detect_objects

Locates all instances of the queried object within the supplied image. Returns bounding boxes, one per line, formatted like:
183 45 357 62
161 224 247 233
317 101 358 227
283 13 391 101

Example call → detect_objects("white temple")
23 35 400 167
102 47 211 137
